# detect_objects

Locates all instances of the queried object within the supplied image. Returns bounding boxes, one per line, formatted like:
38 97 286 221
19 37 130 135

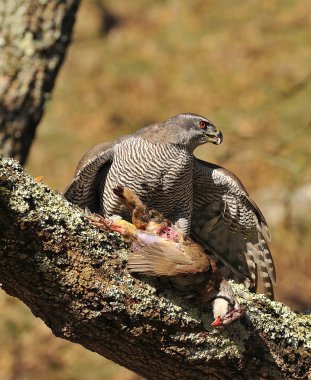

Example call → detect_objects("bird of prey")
64 113 276 299
90 186 244 326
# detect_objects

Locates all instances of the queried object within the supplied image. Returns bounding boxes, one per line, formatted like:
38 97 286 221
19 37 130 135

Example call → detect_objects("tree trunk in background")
0 156 310 380
0 0 80 165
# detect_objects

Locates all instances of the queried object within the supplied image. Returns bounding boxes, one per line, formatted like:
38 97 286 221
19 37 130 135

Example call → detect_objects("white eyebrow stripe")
180 113 212 123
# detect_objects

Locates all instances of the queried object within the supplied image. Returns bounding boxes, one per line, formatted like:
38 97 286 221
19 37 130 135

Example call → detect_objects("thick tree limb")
0 156 310 380
0 0 80 164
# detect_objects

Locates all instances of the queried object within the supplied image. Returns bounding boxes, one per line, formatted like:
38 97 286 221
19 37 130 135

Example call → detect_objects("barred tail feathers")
247 230 276 300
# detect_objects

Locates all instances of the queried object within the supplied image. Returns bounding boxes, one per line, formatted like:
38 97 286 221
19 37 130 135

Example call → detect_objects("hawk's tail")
247 228 276 300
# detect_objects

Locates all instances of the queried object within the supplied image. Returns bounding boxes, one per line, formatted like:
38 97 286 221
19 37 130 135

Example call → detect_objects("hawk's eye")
199 120 207 129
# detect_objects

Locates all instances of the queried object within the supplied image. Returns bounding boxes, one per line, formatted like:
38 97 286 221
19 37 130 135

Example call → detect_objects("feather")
127 243 193 276
192 158 276 299
64 142 115 211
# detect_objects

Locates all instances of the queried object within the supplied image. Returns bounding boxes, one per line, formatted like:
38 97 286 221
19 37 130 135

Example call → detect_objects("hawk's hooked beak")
206 130 223 145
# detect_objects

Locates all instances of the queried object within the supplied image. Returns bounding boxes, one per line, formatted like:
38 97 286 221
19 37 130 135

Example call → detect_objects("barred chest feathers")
101 137 194 230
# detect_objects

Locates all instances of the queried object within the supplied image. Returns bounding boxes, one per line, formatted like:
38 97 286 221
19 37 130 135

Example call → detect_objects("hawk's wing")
63 142 115 212
192 158 276 299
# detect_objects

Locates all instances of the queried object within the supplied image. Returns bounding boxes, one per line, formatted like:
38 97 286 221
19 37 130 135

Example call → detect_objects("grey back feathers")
63 113 276 299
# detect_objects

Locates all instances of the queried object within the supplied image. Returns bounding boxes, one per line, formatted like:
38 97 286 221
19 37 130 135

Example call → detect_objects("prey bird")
90 186 244 326
64 113 276 299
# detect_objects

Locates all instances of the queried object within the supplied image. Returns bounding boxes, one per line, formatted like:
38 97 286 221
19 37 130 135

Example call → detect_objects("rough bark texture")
0 0 80 164
0 156 310 380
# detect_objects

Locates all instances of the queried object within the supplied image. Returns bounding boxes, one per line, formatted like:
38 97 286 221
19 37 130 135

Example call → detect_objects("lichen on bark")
0 0 80 164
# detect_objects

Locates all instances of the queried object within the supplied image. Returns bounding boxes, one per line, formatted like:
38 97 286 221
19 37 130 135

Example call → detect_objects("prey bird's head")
211 280 245 327
165 113 223 149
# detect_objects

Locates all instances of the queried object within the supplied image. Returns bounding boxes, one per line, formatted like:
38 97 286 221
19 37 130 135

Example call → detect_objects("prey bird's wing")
192 158 276 299
63 142 115 212
127 241 210 276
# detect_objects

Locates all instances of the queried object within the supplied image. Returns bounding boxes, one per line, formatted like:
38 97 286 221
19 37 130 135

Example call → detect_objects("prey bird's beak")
211 316 223 327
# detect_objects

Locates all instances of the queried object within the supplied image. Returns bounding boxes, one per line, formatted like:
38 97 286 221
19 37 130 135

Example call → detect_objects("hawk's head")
137 112 223 149
166 113 223 149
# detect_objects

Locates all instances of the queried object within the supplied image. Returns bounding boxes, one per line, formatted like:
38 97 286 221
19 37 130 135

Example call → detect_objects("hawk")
64 113 276 299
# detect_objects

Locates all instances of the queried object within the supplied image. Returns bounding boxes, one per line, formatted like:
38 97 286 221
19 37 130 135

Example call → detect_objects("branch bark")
0 156 310 380
0 0 80 164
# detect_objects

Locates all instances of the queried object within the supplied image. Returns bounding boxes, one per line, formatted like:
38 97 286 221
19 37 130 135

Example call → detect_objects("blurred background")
1 1 310 379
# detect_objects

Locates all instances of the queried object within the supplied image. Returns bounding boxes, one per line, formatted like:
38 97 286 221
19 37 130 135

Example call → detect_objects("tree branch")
0 156 310 380
0 0 80 164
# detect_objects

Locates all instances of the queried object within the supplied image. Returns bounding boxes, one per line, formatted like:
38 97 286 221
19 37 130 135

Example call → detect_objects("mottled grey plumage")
64 112 276 299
